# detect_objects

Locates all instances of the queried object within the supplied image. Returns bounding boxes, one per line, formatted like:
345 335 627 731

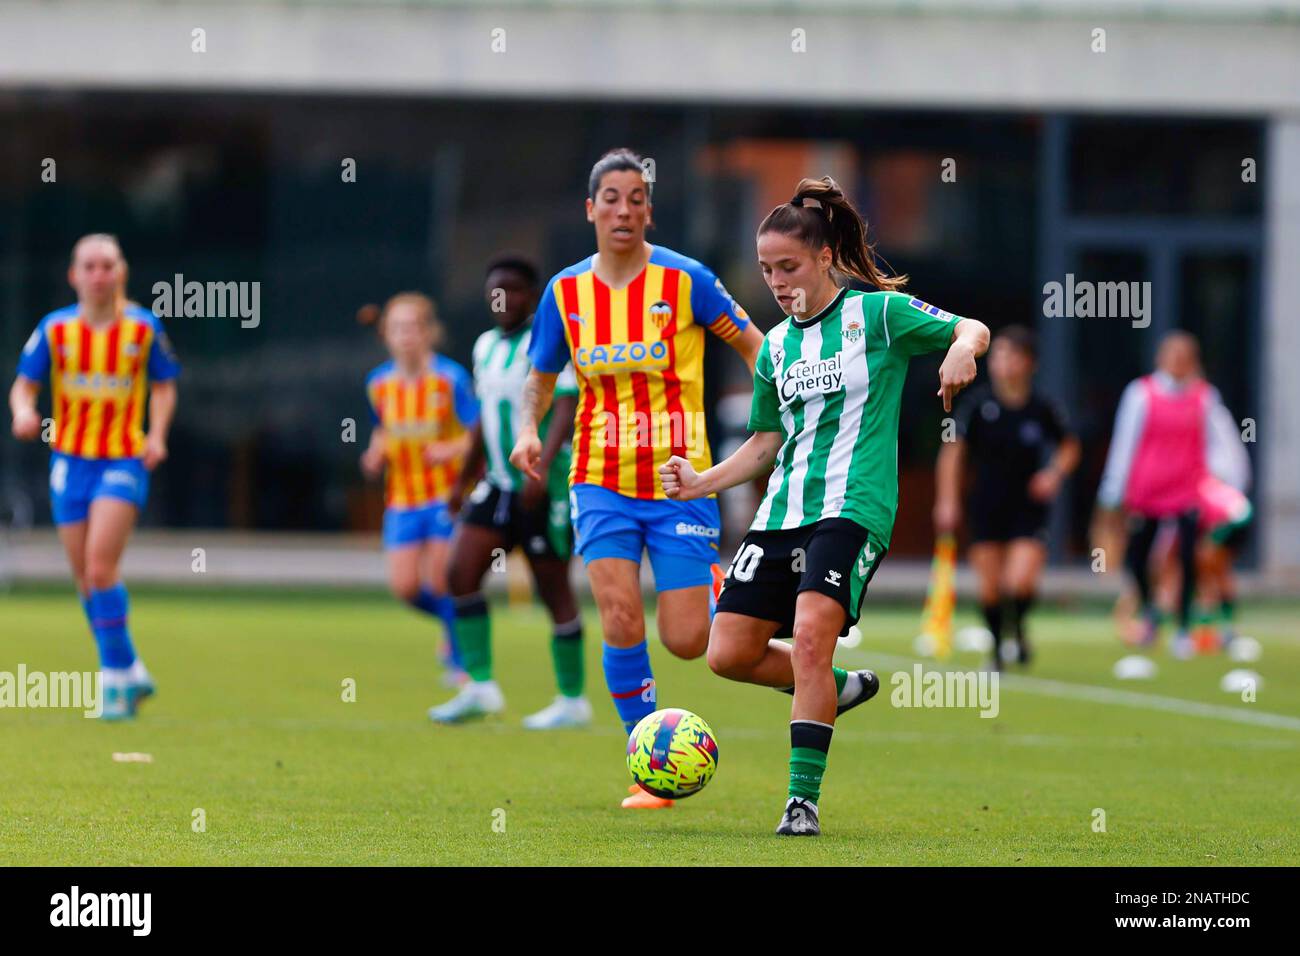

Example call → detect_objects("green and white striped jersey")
748 288 962 546
472 320 579 493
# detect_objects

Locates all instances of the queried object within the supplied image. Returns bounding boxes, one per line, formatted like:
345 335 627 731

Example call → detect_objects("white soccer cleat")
522 695 592 730
427 681 505 724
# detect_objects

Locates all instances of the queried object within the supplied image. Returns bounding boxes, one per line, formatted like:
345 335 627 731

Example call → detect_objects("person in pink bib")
1096 332 1236 658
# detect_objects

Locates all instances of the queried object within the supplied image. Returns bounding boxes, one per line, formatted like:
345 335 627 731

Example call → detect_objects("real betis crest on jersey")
842 313 864 343
747 288 963 547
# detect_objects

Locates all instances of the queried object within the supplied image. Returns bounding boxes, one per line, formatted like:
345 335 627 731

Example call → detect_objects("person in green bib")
660 177 989 836
430 254 589 728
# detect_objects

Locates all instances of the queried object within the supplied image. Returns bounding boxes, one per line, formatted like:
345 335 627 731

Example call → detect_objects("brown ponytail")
757 176 906 292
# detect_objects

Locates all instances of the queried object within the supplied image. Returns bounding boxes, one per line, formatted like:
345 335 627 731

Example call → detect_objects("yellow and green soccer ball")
626 708 719 799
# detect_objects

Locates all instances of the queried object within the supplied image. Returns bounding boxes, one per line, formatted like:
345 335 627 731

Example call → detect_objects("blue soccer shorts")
569 483 720 592
50 453 151 525
382 501 455 549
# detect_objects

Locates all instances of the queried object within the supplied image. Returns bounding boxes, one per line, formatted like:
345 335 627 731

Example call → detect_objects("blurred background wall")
1 0 1297 582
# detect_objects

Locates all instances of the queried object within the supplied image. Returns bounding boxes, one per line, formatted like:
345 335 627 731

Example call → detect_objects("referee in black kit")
934 325 1081 669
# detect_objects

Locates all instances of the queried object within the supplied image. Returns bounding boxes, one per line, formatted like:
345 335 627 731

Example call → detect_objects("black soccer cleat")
776 797 820 836
835 669 880 716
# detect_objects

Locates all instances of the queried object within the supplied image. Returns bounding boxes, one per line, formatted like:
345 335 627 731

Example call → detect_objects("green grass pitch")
1 585 1297 865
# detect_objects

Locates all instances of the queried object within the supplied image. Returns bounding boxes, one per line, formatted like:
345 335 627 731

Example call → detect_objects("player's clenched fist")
509 430 543 482
11 407 41 441
659 454 704 500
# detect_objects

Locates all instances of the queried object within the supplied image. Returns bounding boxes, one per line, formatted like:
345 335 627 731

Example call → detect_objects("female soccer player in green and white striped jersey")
430 254 588 728
660 177 989 836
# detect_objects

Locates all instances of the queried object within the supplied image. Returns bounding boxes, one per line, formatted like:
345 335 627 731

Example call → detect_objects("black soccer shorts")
714 517 886 637
461 478 572 560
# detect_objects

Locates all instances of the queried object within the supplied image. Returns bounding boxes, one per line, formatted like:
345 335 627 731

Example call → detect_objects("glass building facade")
0 92 1263 559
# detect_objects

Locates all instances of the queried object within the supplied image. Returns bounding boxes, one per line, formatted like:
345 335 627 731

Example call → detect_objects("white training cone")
1227 636 1262 663
1220 669 1262 694
1113 655 1158 680
913 633 937 658
839 625 863 649
955 626 994 654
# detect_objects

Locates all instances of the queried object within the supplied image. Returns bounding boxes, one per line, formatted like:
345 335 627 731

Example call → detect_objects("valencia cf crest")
648 300 673 330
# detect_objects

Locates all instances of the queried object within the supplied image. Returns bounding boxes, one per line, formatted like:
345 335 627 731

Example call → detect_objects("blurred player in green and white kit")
431 254 589 727
661 178 988 836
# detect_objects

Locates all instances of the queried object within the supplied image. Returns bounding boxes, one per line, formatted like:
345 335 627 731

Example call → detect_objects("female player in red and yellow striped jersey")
360 293 479 694
9 234 180 720
510 148 764 808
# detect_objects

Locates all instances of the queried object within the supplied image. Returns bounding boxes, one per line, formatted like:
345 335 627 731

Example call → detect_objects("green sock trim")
789 746 828 802
551 632 584 697
457 608 492 682
1220 599 1236 622
832 666 847 696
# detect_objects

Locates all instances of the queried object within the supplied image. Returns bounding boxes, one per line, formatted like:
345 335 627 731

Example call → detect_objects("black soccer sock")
1010 594 1035 661
1175 510 1199 632
982 601 1004 663
1125 517 1160 615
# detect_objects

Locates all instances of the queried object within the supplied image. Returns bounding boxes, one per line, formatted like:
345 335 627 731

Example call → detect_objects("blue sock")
86 584 136 669
432 592 460 666
407 588 461 668
603 641 656 734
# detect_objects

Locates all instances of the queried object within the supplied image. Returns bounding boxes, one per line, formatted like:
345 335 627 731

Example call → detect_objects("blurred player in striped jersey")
510 148 764 808
9 234 179 720
428 254 589 727
360 294 479 691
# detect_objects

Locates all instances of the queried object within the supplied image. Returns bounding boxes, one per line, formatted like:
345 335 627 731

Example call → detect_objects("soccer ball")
626 708 719 799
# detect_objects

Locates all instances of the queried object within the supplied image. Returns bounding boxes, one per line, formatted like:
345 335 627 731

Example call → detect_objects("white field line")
849 650 1300 733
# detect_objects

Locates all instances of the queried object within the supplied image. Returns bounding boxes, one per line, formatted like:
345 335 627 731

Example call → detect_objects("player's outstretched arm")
424 430 474 467
9 375 41 441
937 318 989 412
660 430 783 501
360 426 387 479
448 420 486 512
143 379 177 470
728 323 765 374
509 368 558 481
